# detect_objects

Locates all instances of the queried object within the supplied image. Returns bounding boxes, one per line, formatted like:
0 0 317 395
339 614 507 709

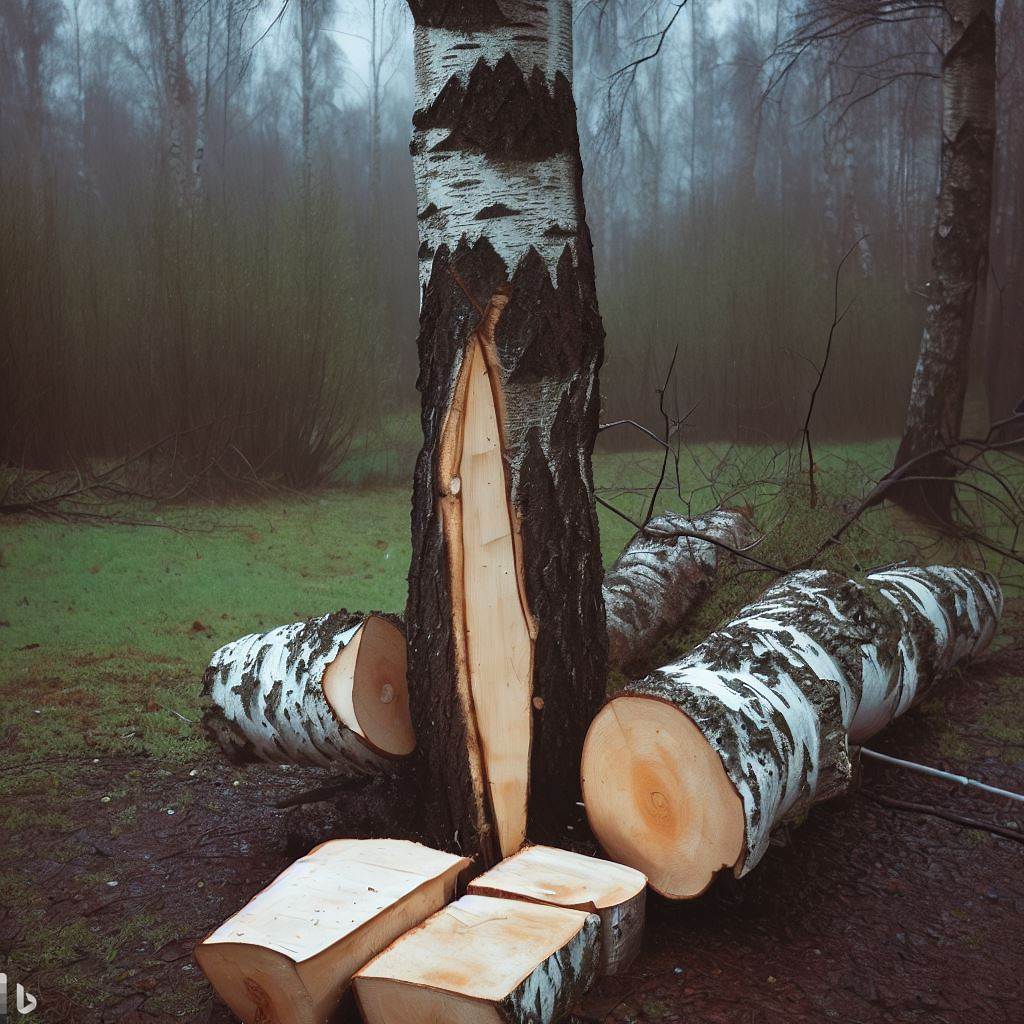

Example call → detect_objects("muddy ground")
2 604 1021 1024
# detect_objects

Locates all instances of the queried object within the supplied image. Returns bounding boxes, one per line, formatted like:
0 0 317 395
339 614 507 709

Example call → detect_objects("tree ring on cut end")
581 694 744 899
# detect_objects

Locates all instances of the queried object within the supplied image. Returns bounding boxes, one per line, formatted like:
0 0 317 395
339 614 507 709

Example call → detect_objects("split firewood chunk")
195 839 471 1024
202 611 413 770
353 894 600 1024
467 844 647 975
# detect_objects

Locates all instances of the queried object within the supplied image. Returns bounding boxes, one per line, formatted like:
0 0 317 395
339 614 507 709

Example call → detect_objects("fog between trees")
1 0 1020 486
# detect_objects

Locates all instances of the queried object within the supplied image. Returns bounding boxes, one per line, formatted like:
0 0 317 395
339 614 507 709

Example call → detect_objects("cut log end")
581 695 745 900
325 615 414 758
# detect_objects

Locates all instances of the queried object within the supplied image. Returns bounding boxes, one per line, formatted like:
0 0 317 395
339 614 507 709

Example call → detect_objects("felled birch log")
604 508 757 673
467 844 647 975
353 894 600 1024
201 611 413 771
195 839 470 1024
582 565 1002 899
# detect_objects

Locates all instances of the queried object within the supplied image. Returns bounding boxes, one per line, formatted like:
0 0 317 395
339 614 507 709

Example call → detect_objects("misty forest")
1 0 1022 1022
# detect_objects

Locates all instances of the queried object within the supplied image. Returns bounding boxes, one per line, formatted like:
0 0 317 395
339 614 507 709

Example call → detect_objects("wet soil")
2 606 1021 1024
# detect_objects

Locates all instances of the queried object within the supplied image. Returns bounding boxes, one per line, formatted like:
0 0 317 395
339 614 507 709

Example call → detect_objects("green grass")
0 439 1019 1020
0 440 1017 770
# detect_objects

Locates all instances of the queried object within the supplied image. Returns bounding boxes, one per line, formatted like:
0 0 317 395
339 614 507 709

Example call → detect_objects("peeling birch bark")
890 0 996 520
195 839 471 1024
582 566 1002 899
201 611 413 771
353 894 600 1024
604 509 756 675
405 0 607 864
467 844 647 975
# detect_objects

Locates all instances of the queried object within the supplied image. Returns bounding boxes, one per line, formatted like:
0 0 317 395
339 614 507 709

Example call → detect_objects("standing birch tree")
404 0 607 866
889 0 996 519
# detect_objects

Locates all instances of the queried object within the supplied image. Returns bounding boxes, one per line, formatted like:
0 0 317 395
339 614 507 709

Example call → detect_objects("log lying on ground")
604 509 757 674
467 844 646 975
354 894 600 1024
195 839 471 1024
201 611 413 770
582 565 1002 899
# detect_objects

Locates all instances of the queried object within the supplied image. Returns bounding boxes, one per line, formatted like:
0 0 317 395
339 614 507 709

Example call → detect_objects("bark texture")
497 908 600 1024
604 509 756 675
891 0 996 520
404 0 606 863
201 610 403 771
614 565 1001 878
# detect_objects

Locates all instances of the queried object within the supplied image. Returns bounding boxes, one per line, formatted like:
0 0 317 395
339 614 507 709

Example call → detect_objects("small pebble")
106 880 118 887
100 796 111 804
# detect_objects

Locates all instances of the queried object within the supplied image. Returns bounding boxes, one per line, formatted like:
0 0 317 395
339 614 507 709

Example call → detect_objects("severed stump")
353 894 600 1024
467 844 646 975
582 565 1002 899
201 611 413 770
195 839 470 1024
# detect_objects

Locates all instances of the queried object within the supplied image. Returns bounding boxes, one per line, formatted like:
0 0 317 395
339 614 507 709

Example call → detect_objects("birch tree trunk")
890 0 996 520
582 565 1002 899
404 0 606 865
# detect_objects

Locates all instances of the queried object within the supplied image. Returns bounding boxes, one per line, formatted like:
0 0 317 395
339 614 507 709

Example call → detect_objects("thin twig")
648 343 680 522
868 793 1024 845
595 494 784 573
801 236 863 507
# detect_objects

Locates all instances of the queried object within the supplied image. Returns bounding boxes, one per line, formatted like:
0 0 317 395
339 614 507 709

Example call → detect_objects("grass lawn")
0 439 1020 1022
1 437 1013 770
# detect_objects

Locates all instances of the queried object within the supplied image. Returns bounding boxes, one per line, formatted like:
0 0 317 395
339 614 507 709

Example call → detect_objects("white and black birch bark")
890 0 996 519
582 566 1002 898
201 610 408 772
405 0 607 862
604 509 756 675
353 894 600 1024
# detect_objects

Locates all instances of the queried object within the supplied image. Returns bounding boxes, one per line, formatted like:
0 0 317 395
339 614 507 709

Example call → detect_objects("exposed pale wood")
354 894 600 1024
468 844 647 974
436 291 536 864
325 614 414 757
195 839 470 1024
581 696 745 900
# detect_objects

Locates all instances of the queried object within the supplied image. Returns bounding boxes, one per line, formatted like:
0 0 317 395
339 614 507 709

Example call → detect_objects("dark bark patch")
418 202 440 220
414 59 577 162
407 0 508 29
475 202 520 219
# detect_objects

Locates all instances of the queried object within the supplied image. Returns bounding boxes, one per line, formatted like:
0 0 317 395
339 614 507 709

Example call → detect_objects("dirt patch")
1 606 1021 1023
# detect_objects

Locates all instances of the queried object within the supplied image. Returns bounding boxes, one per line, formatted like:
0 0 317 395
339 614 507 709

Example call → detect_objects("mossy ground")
0 442 1020 1022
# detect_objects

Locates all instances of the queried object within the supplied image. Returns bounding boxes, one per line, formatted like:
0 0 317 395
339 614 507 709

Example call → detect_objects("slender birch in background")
404 0 607 865
890 0 996 519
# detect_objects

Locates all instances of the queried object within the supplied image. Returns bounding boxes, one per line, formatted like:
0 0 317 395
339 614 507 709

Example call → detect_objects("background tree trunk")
404 0 606 865
890 0 996 520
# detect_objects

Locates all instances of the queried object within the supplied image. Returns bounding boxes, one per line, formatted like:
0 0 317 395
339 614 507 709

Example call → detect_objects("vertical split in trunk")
404 0 607 864
890 0 996 520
